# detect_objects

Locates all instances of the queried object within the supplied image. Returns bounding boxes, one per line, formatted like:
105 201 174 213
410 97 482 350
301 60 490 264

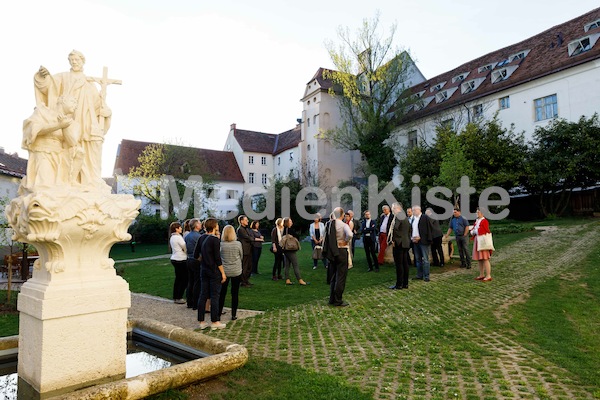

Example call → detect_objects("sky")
1 0 598 177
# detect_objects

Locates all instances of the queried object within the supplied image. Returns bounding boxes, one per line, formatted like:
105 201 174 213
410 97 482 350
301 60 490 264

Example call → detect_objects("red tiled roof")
113 139 244 183
308 67 335 90
404 7 600 121
0 151 27 178
233 125 301 155
274 125 301 155
233 129 278 154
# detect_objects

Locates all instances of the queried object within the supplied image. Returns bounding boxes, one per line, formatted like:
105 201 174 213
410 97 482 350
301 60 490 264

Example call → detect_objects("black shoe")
335 301 349 307
466 265 472 269
424 278 430 282
231 316 238 321
412 277 423 281
402 286 409 289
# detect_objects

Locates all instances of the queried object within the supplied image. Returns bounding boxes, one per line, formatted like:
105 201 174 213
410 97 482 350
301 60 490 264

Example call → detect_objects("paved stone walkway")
199 223 599 399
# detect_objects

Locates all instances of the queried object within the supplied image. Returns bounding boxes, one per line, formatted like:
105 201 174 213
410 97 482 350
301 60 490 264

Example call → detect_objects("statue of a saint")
32 50 112 190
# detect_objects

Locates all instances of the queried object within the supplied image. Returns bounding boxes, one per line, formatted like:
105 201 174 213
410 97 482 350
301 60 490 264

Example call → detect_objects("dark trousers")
393 245 409 288
363 236 378 270
431 236 444 266
455 235 471 266
251 247 262 274
198 270 222 323
170 259 188 300
329 248 349 305
241 253 252 285
186 258 201 308
218 274 241 318
272 248 283 277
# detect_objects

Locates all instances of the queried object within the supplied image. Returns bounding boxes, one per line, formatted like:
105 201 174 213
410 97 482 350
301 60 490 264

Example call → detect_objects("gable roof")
0 150 27 178
233 125 301 155
113 139 244 183
403 7 600 121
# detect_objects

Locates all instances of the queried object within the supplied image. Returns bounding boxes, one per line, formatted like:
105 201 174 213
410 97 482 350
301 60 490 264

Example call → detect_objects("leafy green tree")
524 115 600 217
435 134 475 206
127 142 214 219
324 12 415 179
459 118 527 190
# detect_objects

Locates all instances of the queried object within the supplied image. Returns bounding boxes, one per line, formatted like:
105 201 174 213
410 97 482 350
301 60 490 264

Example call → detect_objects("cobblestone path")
209 223 600 399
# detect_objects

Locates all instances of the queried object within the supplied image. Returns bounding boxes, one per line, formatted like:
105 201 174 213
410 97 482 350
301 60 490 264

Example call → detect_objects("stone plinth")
6 188 139 398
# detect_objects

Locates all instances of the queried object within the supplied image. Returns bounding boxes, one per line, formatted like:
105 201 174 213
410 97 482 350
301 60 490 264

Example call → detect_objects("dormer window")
413 90 425 99
478 63 496 73
496 58 510 68
491 66 518 83
452 72 469 83
584 19 600 32
461 80 476 94
568 34 600 56
460 78 485 95
434 87 458 103
436 91 448 103
430 81 446 92
509 49 530 62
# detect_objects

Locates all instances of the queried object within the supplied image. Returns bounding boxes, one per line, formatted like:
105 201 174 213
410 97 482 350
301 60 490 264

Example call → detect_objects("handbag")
280 234 300 251
476 233 495 251
312 245 323 260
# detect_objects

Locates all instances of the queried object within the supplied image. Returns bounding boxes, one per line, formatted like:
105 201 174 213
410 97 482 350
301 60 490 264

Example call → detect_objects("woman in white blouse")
169 221 188 304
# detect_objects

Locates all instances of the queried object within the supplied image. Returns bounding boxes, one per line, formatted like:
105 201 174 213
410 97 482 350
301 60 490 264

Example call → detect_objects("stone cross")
87 66 122 131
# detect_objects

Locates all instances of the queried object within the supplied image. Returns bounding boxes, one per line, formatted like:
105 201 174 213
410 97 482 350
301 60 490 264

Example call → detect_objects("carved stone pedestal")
6 188 139 398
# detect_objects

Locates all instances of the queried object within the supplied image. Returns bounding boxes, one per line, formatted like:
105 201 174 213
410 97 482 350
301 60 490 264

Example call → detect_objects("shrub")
129 213 172 244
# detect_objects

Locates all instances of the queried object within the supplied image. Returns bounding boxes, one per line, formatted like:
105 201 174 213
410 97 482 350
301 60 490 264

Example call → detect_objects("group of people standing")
168 215 267 330
167 205 493 325
370 203 493 289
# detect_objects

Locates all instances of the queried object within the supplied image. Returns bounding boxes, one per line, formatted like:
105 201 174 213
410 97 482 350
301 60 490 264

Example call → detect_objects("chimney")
230 123 236 131
0 147 4 154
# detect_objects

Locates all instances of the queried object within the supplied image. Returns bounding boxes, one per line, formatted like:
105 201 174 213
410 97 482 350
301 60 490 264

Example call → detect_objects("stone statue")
7 51 140 396
32 49 117 191
22 95 82 188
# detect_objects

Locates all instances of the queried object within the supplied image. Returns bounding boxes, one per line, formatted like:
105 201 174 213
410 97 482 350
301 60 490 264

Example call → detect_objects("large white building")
391 8 600 150
113 139 245 219
113 8 600 215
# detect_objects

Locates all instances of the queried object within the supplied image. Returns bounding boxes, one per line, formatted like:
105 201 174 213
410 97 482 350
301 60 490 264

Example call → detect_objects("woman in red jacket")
470 208 493 282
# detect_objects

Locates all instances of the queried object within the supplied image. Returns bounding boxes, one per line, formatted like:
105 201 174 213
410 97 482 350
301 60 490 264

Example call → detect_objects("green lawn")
3 217 600 399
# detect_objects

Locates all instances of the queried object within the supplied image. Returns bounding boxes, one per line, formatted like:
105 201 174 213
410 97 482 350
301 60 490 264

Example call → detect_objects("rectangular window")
472 104 483 119
408 131 418 149
248 155 254 164
313 115 317 125
226 190 238 200
278 156 281 165
441 119 454 131
261 156 267 165
248 172 255 184
261 173 267 185
289 151 294 161
534 94 558 121
307 118 310 127
499 96 510 109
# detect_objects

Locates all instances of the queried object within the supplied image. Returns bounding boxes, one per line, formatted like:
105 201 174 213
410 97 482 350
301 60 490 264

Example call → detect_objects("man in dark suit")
236 215 254 287
410 205 434 282
388 203 411 289
361 210 379 272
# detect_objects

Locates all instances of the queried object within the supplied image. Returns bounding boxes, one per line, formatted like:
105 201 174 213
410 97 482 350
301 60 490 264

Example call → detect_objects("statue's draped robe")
34 70 106 187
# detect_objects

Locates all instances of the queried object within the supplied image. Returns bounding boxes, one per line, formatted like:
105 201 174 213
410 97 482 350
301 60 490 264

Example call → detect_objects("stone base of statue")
6 186 139 398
